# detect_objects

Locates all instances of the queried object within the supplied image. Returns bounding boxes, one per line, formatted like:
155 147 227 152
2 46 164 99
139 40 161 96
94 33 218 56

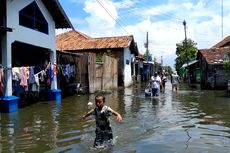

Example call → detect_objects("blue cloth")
28 67 35 84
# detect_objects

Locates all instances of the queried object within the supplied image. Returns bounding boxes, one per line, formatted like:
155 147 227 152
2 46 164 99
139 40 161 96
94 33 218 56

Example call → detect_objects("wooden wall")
88 53 118 93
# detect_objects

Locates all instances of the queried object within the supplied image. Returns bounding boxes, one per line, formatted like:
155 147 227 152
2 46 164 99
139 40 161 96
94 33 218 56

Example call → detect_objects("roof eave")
41 0 74 29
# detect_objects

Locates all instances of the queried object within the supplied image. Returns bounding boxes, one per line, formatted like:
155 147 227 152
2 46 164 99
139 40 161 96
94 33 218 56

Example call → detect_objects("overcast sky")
57 0 230 67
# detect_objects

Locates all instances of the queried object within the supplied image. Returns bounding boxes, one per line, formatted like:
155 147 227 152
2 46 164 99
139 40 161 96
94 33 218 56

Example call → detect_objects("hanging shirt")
20 67 28 90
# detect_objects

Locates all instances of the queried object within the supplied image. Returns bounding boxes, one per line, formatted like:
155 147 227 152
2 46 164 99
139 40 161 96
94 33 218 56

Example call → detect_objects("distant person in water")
150 72 162 97
171 71 180 91
160 70 167 93
83 95 122 148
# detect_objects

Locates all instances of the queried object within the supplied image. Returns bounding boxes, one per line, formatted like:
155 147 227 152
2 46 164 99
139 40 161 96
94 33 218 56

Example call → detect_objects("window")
19 1 48 34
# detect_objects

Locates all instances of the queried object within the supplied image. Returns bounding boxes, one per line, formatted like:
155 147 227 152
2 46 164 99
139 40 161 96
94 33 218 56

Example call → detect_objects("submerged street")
1 81 230 153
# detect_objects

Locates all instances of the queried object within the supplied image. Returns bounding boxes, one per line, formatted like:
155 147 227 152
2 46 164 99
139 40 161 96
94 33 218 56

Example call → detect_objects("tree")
224 51 230 71
143 52 152 61
163 65 173 75
175 39 198 72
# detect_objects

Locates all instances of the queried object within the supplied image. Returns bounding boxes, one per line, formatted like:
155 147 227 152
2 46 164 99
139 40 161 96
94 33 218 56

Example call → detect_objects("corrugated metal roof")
56 30 134 50
200 47 230 64
181 60 199 68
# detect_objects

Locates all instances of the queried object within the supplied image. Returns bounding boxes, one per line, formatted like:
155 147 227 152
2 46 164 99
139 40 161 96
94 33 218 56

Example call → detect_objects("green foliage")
224 51 230 72
104 49 114 57
163 66 173 74
175 39 198 72
143 52 152 61
96 53 103 62
96 50 115 62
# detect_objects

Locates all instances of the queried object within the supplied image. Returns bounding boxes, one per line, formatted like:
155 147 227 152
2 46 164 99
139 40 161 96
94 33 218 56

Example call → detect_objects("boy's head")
95 95 105 109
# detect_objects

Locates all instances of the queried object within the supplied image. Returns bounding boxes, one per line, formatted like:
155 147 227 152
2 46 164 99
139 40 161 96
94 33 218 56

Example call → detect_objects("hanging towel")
34 74 40 91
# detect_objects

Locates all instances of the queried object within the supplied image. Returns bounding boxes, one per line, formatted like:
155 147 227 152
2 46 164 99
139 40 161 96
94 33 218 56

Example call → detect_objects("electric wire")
96 0 130 35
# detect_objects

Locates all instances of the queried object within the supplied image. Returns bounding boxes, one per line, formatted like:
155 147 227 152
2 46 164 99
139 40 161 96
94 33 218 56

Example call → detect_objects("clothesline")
0 62 69 71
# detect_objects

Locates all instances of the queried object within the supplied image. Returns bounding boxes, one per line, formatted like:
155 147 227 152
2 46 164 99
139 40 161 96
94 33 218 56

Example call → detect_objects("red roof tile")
56 30 134 51
200 47 230 64
212 36 230 48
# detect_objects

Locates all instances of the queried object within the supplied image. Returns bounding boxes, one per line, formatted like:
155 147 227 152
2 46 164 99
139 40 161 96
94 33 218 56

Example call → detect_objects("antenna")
221 0 223 38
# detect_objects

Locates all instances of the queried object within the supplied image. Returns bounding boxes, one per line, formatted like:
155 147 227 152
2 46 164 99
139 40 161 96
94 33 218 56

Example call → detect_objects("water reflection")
1 82 230 152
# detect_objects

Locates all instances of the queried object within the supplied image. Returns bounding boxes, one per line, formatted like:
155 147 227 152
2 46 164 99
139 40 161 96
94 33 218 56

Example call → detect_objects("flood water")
1 82 230 153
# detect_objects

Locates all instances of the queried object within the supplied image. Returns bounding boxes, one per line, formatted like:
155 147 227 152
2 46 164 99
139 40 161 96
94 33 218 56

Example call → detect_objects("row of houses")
182 36 230 90
0 0 157 113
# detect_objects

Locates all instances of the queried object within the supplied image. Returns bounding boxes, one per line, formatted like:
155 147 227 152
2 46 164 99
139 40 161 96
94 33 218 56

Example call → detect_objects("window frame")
19 1 49 34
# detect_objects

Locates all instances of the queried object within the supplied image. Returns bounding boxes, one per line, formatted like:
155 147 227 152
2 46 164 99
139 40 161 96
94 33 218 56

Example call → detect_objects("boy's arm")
83 109 94 119
108 107 122 122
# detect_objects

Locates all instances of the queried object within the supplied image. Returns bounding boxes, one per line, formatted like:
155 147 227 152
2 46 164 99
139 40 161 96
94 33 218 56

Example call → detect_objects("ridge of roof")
56 33 134 50
93 35 133 39
212 35 230 48
199 46 230 64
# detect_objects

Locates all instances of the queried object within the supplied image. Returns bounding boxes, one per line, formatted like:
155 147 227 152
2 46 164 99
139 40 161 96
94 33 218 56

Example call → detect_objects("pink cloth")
20 67 28 90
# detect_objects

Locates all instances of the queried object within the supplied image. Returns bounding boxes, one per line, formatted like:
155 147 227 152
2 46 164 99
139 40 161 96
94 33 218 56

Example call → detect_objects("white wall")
7 0 56 50
3 0 57 96
123 47 133 87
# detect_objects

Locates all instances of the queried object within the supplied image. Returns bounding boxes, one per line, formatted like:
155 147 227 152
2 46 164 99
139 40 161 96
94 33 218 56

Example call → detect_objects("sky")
57 0 230 67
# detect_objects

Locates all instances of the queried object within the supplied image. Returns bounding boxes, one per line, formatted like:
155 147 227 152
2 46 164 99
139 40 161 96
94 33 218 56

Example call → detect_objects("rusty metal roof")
200 47 230 64
136 55 146 61
56 30 135 51
41 0 73 29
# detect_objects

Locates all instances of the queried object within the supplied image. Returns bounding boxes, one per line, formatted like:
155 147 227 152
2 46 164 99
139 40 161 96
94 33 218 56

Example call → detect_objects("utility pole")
161 56 163 66
221 0 223 38
145 31 149 59
183 20 188 65
144 32 150 80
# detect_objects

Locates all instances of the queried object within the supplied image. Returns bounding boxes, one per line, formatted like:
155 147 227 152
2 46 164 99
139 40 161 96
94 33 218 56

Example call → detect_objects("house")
0 0 73 112
198 47 230 89
179 59 200 84
56 50 84 96
135 55 146 82
56 30 139 89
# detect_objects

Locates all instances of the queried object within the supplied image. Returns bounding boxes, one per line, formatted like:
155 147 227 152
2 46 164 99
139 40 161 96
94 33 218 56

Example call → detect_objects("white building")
0 0 73 112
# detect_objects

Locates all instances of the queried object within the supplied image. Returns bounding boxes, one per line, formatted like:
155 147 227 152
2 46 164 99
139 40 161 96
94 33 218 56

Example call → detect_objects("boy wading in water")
83 95 122 148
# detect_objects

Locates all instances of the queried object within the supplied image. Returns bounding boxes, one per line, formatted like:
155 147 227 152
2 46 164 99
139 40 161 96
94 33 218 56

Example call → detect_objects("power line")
96 0 130 35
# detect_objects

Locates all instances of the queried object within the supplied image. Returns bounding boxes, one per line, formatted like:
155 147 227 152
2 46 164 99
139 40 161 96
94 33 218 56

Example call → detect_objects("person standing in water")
83 95 122 148
150 72 162 97
160 70 167 93
171 71 180 91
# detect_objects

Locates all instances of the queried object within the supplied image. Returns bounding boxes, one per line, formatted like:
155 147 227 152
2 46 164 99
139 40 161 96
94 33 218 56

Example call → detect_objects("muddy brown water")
1 82 230 153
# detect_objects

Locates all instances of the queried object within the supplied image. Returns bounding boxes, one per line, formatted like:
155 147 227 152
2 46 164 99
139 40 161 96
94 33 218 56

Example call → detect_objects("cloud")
83 0 118 30
113 0 139 9
60 0 230 67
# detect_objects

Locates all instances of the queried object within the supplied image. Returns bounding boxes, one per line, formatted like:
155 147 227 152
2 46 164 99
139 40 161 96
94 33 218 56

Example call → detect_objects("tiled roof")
200 47 230 64
56 30 134 51
212 36 230 48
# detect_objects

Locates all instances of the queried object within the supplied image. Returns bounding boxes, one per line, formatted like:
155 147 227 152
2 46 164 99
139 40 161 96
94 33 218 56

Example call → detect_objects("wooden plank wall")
102 55 118 90
77 53 89 92
88 54 118 93
88 53 97 93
